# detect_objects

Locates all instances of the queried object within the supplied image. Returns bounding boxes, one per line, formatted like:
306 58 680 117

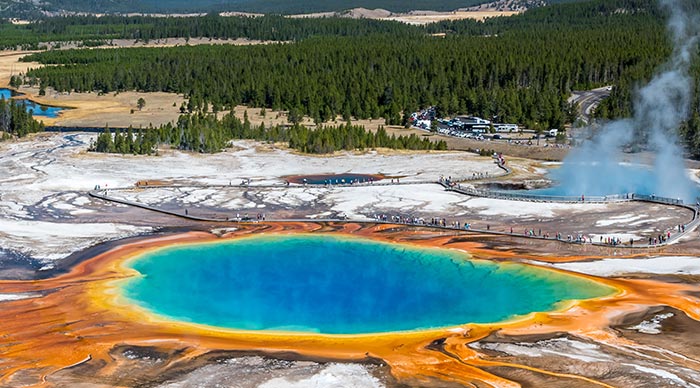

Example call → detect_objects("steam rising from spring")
554 0 700 202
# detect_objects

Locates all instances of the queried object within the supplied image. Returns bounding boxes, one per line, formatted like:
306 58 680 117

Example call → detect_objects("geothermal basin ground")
2 132 700 387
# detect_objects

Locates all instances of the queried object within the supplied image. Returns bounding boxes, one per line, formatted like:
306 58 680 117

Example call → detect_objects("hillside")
0 0 577 18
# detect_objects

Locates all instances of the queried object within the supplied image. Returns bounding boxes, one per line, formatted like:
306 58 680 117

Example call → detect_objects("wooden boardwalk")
89 169 699 250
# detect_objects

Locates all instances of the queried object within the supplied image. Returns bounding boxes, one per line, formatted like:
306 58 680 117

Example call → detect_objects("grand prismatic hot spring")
4 226 698 388
119 234 615 334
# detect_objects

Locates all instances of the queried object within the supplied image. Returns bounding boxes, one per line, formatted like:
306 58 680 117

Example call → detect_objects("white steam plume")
555 0 700 202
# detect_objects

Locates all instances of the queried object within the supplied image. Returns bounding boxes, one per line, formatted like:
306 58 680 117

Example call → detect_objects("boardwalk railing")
449 186 688 206
444 184 633 203
632 194 685 206
87 157 699 250
89 178 699 250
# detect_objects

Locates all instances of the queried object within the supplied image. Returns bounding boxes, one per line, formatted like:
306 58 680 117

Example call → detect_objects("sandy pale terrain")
289 7 520 24
41 37 281 51
0 51 41 87
381 10 519 25
20 86 187 128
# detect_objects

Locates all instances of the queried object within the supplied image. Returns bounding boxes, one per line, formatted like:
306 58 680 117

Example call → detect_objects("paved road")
568 86 611 124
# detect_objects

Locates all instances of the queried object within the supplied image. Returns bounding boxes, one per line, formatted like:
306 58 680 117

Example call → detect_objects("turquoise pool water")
121 235 614 334
0 88 65 118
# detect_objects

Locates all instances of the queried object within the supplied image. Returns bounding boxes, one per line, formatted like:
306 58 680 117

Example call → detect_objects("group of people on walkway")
649 230 672 246
601 236 624 246
645 224 689 246
371 214 473 229
369 212 688 248
438 173 490 186
97 171 694 250
225 212 266 222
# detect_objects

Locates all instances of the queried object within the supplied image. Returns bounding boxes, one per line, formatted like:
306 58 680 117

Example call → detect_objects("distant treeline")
0 0 664 49
0 14 417 50
0 0 512 18
90 112 447 154
0 98 45 140
23 4 665 133
426 0 666 35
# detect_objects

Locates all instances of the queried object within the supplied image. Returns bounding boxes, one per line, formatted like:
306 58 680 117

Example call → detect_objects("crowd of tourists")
370 212 686 248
